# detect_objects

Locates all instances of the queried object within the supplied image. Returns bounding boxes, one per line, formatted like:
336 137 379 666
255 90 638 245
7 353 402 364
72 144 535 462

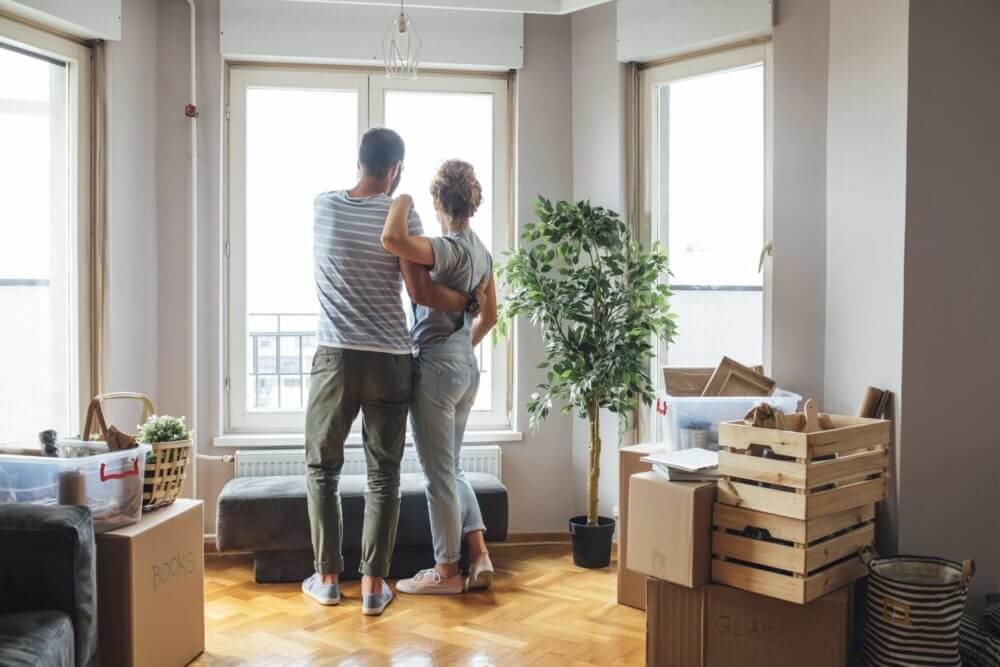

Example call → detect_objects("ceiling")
284 0 615 15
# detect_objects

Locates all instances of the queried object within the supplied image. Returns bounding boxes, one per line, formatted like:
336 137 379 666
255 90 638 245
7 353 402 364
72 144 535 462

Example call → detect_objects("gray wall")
824 0 909 553
569 1 627 524
502 12 579 531
155 0 225 507
102 0 159 424
140 4 581 534
770 0 829 405
900 0 1000 604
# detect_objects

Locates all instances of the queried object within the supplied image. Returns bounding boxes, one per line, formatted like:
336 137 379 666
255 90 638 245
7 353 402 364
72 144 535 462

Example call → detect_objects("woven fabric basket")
82 392 192 511
863 550 974 667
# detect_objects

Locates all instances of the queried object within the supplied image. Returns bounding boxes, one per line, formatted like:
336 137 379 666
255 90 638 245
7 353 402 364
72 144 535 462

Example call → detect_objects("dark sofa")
0 504 97 667
216 472 508 583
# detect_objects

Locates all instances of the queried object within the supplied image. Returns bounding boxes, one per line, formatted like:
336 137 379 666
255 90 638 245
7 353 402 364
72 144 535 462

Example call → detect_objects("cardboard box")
646 578 850 667
618 444 653 610
627 472 715 588
97 499 205 667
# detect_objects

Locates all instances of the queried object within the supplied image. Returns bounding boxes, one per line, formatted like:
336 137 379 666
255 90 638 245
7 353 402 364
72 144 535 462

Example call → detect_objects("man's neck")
348 177 388 199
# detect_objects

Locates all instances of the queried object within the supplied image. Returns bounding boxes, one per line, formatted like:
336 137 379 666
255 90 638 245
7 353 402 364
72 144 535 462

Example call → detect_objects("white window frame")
0 16 92 435
640 43 773 435
224 65 512 437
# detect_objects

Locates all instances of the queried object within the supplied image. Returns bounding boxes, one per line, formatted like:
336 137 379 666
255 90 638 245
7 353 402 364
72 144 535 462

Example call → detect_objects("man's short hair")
359 128 405 178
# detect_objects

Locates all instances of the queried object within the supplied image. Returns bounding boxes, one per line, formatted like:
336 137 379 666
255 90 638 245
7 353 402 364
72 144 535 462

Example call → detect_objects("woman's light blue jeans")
410 351 487 565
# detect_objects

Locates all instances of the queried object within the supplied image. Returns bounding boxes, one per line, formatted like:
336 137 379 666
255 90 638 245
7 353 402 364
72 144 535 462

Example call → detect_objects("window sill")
213 429 524 448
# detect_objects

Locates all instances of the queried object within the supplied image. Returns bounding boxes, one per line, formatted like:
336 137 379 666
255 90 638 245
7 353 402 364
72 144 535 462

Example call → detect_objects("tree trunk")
586 400 602 526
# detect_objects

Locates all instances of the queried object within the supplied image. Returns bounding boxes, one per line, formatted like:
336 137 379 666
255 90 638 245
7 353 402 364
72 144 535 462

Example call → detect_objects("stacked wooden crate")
712 412 891 604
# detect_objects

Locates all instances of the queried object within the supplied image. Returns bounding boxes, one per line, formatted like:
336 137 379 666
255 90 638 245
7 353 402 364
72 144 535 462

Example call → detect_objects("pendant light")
383 0 421 80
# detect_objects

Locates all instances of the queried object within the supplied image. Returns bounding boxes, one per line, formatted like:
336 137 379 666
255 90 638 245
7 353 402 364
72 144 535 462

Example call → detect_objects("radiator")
234 445 502 480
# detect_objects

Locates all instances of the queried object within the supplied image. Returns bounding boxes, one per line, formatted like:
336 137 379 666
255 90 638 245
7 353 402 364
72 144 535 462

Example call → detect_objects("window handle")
758 241 773 273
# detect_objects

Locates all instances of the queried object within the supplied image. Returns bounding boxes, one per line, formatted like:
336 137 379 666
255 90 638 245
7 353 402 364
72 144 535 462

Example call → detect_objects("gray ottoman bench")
216 472 508 583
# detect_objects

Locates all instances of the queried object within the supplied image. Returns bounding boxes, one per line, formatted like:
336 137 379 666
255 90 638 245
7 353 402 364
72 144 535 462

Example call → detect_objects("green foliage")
137 415 192 444
496 197 677 431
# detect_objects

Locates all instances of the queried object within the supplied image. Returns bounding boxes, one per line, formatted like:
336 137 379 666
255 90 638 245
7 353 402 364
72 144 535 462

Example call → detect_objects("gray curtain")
90 39 107 397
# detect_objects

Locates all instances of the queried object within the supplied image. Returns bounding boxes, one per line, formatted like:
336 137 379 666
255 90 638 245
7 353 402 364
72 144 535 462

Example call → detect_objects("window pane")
658 64 764 367
244 87 358 413
384 89 495 410
0 45 74 443
279 335 300 373
384 91 494 251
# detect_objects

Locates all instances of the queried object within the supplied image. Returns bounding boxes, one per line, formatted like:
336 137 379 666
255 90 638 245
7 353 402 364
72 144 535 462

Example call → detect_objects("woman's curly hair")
430 159 483 221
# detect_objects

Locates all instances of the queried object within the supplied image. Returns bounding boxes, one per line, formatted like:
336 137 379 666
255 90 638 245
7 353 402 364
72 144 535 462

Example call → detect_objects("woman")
380 159 498 595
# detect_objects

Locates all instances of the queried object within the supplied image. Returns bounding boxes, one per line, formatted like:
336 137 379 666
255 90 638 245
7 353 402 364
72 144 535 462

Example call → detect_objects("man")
302 128 477 616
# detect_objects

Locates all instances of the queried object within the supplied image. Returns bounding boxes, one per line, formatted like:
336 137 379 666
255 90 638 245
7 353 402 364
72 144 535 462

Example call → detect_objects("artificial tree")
496 197 676 536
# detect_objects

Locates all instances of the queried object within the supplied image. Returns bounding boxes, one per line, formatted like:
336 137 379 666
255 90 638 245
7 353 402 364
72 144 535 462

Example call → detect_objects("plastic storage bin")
0 445 151 533
656 390 801 451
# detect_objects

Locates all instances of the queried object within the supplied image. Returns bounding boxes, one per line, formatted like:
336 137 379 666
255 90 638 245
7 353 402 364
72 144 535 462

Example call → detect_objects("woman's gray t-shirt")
410 229 492 356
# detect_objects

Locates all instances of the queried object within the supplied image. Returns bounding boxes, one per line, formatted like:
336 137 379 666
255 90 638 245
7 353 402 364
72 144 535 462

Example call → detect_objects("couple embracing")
301 128 498 616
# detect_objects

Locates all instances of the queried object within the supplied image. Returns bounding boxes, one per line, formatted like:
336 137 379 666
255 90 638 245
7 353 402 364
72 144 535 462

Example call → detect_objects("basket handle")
962 560 976 587
717 480 742 506
100 458 140 482
859 545 878 567
82 393 156 441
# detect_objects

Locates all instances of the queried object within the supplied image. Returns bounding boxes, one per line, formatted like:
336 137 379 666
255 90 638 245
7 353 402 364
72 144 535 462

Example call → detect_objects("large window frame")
0 15 92 441
224 64 512 439
640 43 773 437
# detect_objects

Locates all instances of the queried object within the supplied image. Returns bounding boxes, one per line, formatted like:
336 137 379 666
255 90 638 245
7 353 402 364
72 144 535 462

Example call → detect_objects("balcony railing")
248 313 317 411
247 311 490 412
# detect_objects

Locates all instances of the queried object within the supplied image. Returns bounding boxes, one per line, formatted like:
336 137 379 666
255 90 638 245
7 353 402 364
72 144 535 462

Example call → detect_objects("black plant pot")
568 515 616 569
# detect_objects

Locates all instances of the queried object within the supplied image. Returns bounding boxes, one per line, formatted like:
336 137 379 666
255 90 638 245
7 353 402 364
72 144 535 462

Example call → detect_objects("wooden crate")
711 503 874 604
716 413 891 520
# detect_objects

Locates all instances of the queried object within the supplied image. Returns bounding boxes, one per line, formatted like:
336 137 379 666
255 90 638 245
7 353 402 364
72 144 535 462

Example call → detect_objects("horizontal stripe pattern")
313 190 421 353
864 557 969 666
959 615 1000 667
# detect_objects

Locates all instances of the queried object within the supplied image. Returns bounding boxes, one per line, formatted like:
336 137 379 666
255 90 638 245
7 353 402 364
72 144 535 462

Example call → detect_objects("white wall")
220 0 523 69
569 1 627 523
617 0 772 63
824 0 909 553
0 0 121 39
769 0 828 404
899 0 1000 607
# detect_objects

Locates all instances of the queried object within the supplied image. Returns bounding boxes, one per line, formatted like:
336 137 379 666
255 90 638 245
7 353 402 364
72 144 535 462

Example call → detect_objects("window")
642 45 771 384
226 67 511 435
0 18 91 445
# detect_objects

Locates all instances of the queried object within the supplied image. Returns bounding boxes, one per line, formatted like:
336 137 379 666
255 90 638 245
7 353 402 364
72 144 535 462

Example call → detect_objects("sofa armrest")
0 504 98 667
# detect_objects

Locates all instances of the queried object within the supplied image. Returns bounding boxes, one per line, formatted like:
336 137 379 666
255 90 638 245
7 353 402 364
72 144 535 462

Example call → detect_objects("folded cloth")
983 593 1000 638
961 613 1000 667
743 403 784 429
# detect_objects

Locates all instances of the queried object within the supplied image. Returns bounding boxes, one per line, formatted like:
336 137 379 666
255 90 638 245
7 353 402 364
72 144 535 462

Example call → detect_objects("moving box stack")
627 361 892 666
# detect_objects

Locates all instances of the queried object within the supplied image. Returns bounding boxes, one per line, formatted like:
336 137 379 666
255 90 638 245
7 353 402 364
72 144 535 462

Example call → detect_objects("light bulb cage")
382 9 422 80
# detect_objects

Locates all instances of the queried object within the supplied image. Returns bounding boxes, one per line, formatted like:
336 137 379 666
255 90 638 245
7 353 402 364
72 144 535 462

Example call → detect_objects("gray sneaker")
362 581 394 616
302 574 340 606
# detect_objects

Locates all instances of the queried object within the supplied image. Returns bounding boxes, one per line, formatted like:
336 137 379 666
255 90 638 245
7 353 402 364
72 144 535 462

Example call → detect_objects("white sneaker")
396 568 464 595
466 555 495 591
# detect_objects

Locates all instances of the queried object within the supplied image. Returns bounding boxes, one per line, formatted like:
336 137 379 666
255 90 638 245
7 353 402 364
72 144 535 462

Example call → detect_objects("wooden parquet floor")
193 543 645 667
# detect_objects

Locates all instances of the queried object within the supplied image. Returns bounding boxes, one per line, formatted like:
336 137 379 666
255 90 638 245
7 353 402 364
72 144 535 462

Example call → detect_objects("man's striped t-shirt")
313 190 422 354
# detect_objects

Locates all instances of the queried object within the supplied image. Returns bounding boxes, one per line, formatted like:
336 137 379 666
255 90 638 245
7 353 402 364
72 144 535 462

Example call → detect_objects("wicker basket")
142 439 192 510
82 392 192 511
